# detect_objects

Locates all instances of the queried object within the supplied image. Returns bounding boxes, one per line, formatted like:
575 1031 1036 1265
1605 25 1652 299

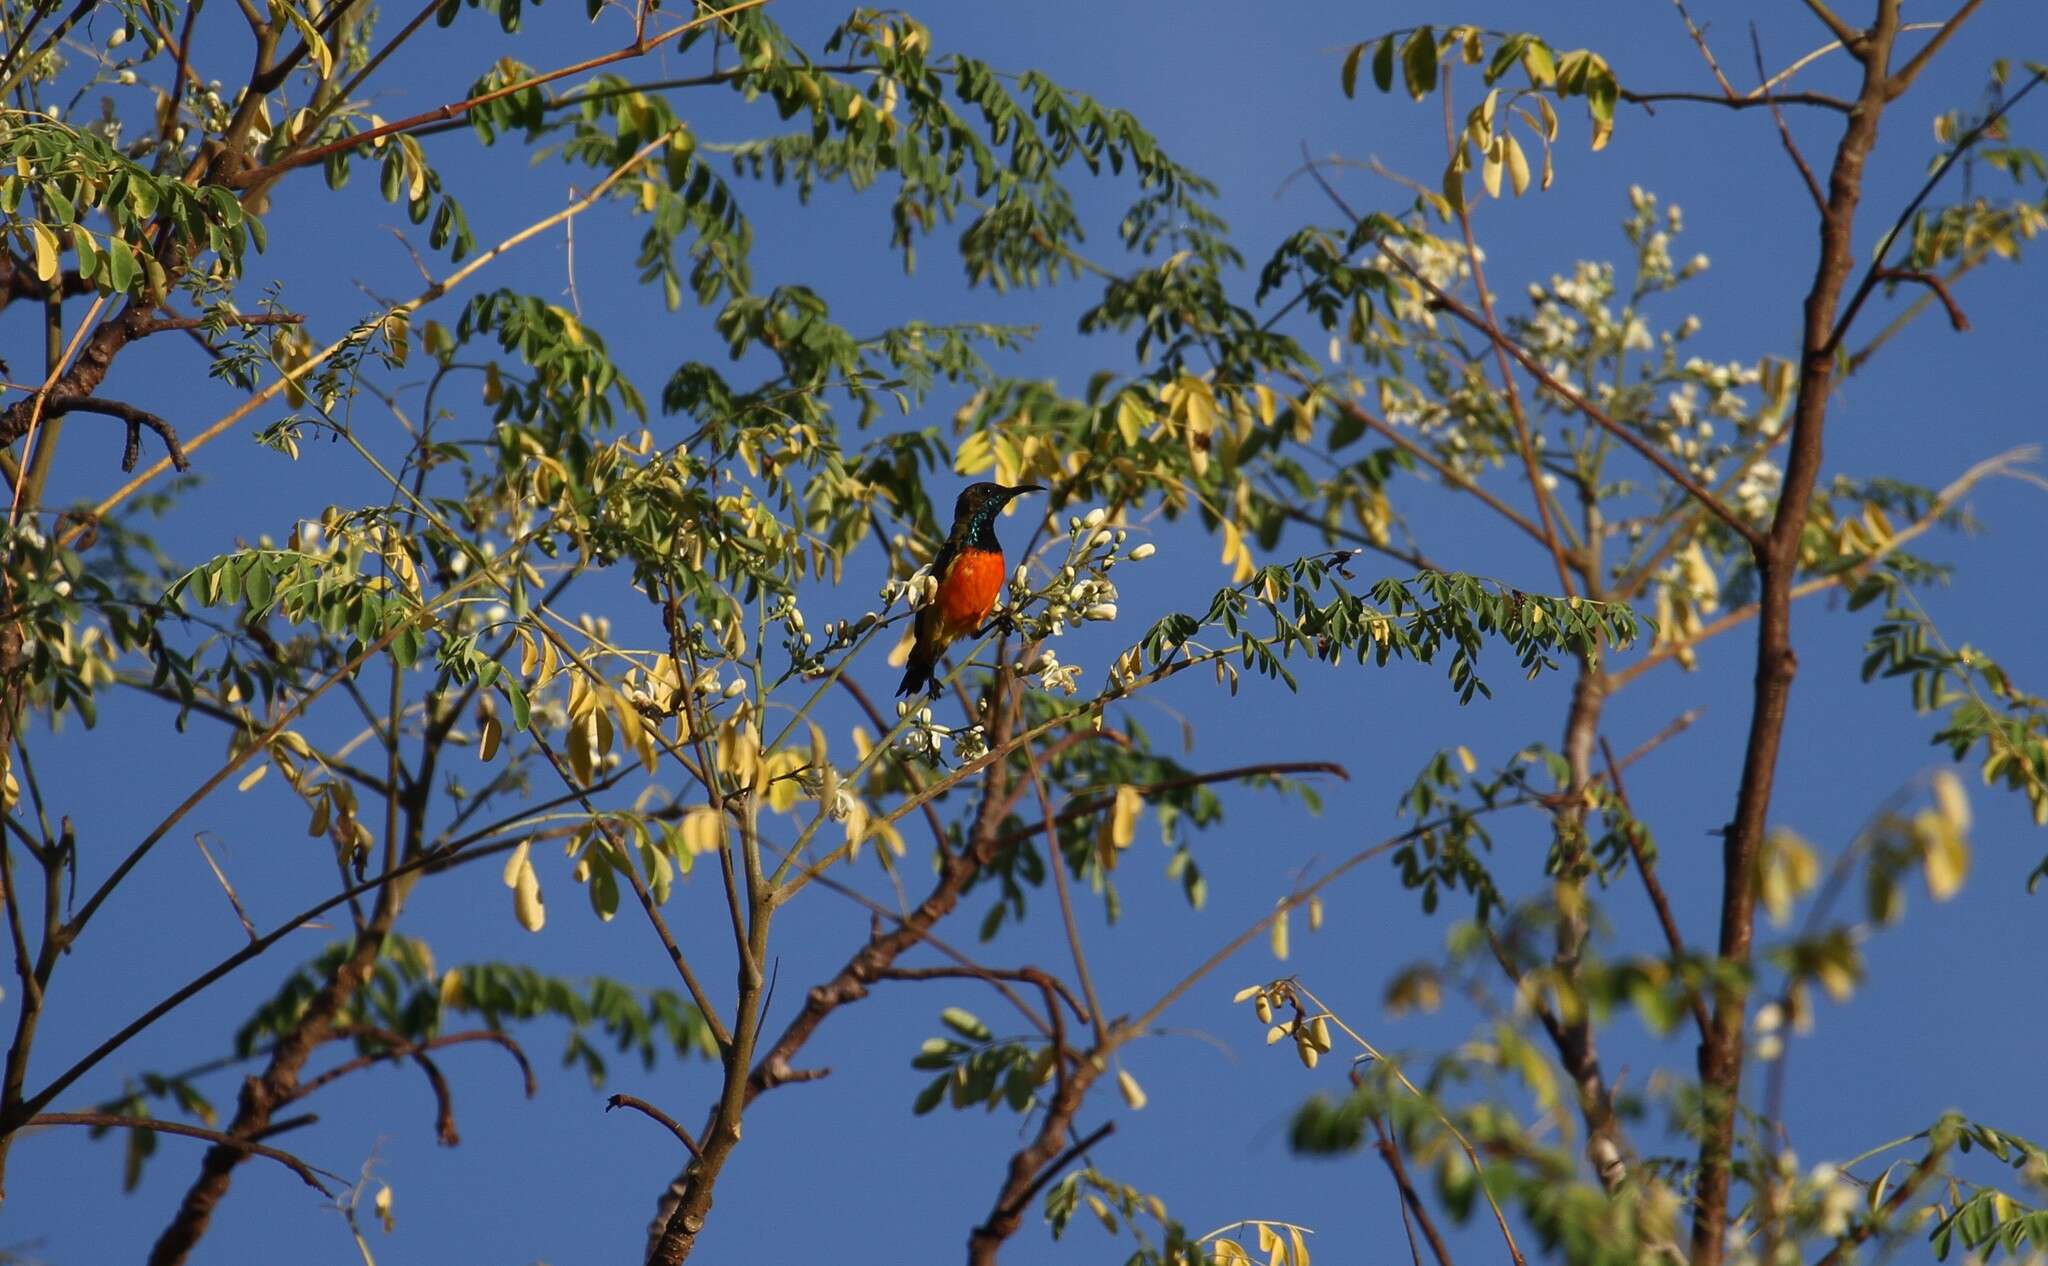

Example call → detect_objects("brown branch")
135 313 306 336
967 1064 1110 1266
1372 1114 1454 1266
2 835 527 1139
1811 1141 1944 1266
839 675 952 859
1827 68 2045 355
228 0 767 190
0 253 94 311
1887 0 1986 93
1382 250 1763 548
1800 0 1863 52
1752 25 1827 215
1600 738 1710 1041
1873 268 1969 331
988 761 1348 862
1435 92 1580 598
606 1093 702 1160
28 1111 331 1195
1667 0 1741 98
1622 88 1851 113
1026 752 1110 1047
1692 7 1906 1259
1613 708 1704 773
290 1027 535 1146
991 1121 1113 1230
33 397 190 474
876 965 1089 1028
524 730 732 1053
190 834 258 942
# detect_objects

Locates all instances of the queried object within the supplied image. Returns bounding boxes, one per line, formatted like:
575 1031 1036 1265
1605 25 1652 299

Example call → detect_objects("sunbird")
896 481 1044 697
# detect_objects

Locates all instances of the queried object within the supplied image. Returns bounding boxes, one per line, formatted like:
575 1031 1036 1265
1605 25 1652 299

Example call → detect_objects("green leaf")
1402 28 1438 101
1341 44 1365 99
1372 36 1397 93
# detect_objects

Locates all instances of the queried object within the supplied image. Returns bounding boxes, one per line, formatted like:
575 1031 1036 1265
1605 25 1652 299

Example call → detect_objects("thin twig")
191 834 258 943
1372 1113 1454 1266
27 1112 333 1194
1600 738 1710 1041
993 1121 1113 1223
229 0 767 190
605 1093 702 1160
1827 69 2046 355
1873 268 1969 331
1026 752 1109 1047
1434 89 1579 598
1752 25 1827 214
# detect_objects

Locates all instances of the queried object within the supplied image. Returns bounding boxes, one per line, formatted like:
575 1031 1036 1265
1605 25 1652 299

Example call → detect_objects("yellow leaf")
1220 520 1255 583
566 710 597 784
842 798 870 860
1757 828 1819 926
886 625 914 669
502 840 532 888
374 1183 395 1234
1505 135 1531 196
1251 383 1278 426
1110 784 1141 847
1115 393 1147 446
1915 810 1969 901
236 763 268 792
954 429 994 475
478 713 502 762
1456 745 1477 774
512 856 545 932
1117 1067 1147 1110
1932 770 1970 832
1270 907 1290 961
680 805 724 855
28 222 60 283
611 691 658 775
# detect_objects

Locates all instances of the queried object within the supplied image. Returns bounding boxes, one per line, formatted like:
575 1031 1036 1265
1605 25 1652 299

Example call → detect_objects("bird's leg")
974 606 1019 639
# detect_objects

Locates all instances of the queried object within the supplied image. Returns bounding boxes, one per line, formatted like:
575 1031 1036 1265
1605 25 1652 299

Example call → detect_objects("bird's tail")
896 646 936 698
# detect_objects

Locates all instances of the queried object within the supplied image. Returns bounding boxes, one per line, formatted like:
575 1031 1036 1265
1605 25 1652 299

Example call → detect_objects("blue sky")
9 2 2048 1262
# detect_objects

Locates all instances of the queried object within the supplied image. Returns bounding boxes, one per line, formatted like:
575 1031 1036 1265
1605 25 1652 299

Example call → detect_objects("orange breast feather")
936 549 1005 637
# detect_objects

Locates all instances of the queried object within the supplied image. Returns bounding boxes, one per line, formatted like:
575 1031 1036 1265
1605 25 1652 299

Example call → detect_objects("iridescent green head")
951 482 1042 548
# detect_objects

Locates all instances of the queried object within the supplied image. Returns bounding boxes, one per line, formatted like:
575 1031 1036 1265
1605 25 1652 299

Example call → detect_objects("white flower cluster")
1369 232 1480 330
891 697 987 762
1021 506 1154 642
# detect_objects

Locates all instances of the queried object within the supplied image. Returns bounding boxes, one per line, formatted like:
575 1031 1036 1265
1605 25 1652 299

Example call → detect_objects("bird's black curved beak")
1002 484 1044 500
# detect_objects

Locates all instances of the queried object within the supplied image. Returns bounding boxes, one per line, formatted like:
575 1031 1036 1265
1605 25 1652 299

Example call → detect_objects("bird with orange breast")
896 482 1043 698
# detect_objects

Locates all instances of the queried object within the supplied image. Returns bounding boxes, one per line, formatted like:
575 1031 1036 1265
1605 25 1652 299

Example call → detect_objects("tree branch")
1373 1114 1454 1266
27 1112 332 1195
606 1093 702 1160
229 0 767 191
36 397 189 473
